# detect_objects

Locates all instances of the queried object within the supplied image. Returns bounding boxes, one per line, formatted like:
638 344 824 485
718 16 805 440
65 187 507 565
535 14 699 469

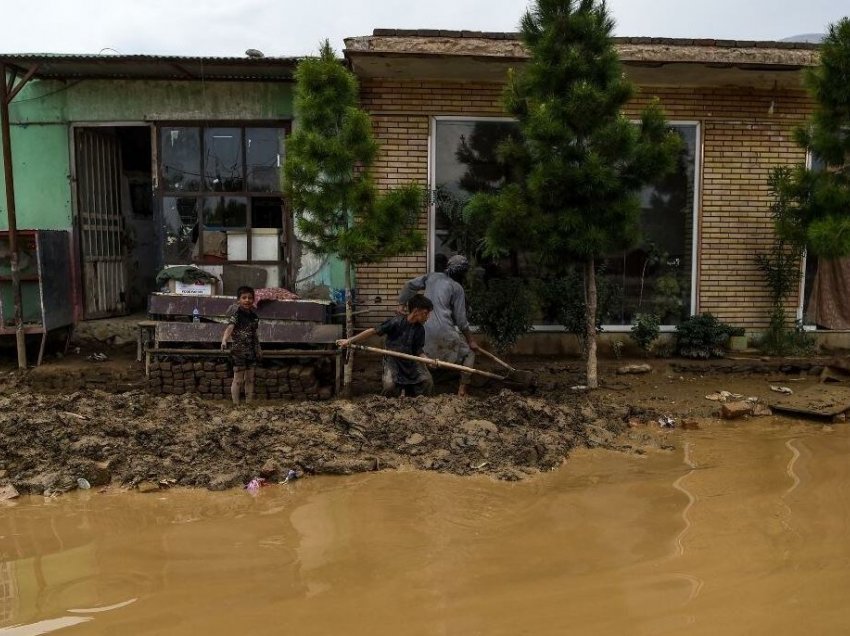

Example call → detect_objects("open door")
75 127 128 318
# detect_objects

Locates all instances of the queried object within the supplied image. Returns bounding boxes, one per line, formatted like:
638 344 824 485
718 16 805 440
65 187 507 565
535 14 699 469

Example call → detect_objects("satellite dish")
245 49 265 58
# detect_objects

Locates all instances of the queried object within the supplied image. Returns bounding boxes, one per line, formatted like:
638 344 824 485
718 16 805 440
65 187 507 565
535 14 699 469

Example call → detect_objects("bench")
143 293 344 394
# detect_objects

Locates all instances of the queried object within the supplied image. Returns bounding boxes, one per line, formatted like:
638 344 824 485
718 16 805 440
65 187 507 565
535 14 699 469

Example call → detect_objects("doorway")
73 125 155 318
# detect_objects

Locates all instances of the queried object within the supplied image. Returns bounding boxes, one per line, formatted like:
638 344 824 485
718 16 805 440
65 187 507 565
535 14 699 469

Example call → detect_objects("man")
397 254 479 397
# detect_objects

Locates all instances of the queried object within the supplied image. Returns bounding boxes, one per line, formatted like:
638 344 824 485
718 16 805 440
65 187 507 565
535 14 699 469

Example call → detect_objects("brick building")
345 31 822 350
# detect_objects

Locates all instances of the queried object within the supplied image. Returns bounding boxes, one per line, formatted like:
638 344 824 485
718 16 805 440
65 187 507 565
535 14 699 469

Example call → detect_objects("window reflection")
204 128 243 192
202 196 247 229
432 119 698 326
160 128 201 191
162 197 199 263
247 128 285 192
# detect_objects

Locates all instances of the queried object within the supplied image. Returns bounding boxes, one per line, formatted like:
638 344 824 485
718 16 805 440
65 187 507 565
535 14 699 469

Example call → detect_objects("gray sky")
1 0 847 57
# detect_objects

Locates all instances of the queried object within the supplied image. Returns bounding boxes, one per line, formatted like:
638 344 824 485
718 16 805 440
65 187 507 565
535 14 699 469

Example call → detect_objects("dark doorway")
74 125 154 317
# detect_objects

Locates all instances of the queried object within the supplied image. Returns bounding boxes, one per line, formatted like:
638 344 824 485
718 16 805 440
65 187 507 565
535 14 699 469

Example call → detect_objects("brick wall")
357 78 813 331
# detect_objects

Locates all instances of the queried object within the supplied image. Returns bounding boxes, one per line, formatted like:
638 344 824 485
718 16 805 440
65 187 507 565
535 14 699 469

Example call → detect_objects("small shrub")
675 313 739 359
467 277 535 352
630 313 661 356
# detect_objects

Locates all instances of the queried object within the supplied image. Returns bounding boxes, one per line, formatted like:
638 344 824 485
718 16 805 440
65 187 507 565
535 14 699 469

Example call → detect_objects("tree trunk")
342 261 355 397
584 258 599 389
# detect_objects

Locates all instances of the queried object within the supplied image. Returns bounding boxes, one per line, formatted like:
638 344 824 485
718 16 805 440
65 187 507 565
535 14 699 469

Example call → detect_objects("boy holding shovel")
337 295 434 397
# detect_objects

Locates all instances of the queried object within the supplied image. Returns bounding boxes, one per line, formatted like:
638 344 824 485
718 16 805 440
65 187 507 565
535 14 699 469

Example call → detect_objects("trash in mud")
771 385 793 395
283 470 298 484
657 416 675 428
705 390 743 402
246 477 267 492
617 364 652 375
76 478 91 490
87 352 108 362
571 385 588 391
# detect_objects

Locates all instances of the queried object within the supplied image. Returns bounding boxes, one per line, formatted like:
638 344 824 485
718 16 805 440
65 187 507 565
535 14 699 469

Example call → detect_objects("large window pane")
600 125 697 325
160 127 200 191
434 119 521 261
432 119 698 326
202 196 247 229
204 128 243 191
162 196 199 262
247 128 285 192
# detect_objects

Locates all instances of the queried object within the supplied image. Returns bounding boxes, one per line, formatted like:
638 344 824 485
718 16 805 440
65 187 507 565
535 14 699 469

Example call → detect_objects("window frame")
427 115 702 331
156 120 292 284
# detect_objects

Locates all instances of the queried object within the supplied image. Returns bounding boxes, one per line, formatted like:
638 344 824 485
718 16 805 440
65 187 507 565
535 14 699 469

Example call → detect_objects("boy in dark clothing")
337 295 434 397
221 286 261 405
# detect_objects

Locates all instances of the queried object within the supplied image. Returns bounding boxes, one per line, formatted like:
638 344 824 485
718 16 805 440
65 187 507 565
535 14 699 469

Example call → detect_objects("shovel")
476 347 537 386
348 344 525 384
349 344 504 381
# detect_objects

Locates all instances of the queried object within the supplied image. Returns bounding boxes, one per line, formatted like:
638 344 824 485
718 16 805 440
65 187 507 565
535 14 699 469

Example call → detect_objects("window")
430 117 699 327
158 123 290 287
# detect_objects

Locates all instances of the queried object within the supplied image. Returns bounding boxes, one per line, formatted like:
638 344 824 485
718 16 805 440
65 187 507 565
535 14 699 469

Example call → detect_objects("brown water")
1 419 848 636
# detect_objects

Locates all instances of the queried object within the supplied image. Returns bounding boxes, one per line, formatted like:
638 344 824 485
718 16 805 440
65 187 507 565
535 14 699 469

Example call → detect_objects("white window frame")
428 116 701 332
797 150 817 330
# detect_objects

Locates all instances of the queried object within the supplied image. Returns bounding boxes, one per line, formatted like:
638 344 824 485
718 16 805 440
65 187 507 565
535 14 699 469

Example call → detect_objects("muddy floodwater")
1 418 848 635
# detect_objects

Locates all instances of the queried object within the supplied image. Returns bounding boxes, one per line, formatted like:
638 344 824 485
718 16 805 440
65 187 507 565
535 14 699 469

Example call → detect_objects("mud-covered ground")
0 340 836 495
0 384 647 494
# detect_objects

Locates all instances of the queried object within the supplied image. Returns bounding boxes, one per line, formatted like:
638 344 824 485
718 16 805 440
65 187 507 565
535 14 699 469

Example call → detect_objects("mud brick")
216 363 228 372
288 365 302 382
197 384 209 394
180 362 192 372
304 382 319 395
318 386 334 400
193 362 203 371
203 362 216 372
150 361 161 372
266 377 278 387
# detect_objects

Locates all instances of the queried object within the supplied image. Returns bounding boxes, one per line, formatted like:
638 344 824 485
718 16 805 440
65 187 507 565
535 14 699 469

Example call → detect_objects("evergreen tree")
469 0 681 388
285 41 424 393
772 19 850 259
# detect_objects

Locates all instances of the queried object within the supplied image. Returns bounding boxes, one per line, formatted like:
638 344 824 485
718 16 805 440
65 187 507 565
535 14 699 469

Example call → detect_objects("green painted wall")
0 123 71 230
0 76 293 231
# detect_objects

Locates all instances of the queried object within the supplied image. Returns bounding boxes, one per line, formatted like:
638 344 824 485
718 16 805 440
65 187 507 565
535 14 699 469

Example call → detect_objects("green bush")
675 313 740 359
630 313 661 356
467 277 535 352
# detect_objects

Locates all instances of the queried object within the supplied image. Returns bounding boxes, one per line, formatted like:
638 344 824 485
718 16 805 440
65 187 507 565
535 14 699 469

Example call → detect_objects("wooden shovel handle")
349 344 506 381
476 346 513 371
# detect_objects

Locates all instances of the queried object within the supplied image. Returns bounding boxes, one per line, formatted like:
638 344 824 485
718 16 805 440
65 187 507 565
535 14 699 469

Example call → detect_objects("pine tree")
469 0 681 388
284 41 424 394
772 19 850 259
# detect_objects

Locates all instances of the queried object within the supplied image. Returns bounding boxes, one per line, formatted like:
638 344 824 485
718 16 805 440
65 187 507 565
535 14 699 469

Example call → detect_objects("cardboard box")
169 280 215 296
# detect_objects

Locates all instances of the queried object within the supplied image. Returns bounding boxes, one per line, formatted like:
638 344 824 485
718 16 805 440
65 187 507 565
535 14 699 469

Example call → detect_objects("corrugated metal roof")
0 53 300 81
369 29 822 50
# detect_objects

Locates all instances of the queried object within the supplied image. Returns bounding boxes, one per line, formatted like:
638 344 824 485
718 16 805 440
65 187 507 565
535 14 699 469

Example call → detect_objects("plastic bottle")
192 308 200 323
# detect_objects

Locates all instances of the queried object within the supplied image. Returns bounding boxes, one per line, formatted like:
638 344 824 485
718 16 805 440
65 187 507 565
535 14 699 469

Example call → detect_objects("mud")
0 383 638 495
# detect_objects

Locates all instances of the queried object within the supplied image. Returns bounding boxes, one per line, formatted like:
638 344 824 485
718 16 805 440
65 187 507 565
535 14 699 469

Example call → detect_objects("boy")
337 294 434 397
396 254 478 397
221 286 262 405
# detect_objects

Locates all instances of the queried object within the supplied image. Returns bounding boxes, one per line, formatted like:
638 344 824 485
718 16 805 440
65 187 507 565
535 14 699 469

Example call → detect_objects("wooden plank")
147 293 330 322
771 385 850 418
155 321 341 344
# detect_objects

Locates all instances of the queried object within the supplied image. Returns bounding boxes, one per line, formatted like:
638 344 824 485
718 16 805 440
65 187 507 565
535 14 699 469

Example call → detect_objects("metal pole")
0 63 27 369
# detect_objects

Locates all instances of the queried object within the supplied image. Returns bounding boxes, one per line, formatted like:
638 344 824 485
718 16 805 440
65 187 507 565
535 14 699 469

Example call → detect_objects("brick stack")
147 360 333 400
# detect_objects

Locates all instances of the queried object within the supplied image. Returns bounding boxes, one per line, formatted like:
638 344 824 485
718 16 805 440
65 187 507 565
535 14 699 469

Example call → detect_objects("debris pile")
0 388 630 494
